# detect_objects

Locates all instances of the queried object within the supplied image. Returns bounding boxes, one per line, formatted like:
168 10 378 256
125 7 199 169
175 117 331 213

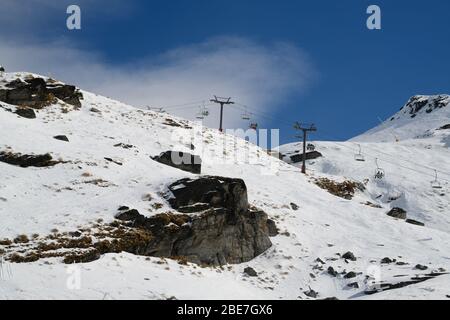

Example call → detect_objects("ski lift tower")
294 122 317 174
210 96 234 132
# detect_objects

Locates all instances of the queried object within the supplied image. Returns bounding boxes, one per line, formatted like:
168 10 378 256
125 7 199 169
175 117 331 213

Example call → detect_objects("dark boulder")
289 151 323 164
406 219 425 227
0 151 59 168
347 282 359 289
344 271 357 279
54 135 69 142
304 288 318 298
438 124 450 130
327 266 338 277
152 151 201 174
244 267 258 277
414 264 428 271
342 251 357 261
381 257 394 264
290 202 299 211
0 77 83 109
166 176 248 219
15 108 36 119
387 207 407 220
115 176 274 266
266 219 279 236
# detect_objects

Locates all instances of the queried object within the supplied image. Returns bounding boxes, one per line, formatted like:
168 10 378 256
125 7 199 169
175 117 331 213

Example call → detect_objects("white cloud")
0 36 315 129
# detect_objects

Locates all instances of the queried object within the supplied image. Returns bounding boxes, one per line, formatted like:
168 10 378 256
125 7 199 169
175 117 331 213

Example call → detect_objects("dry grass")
314 178 363 200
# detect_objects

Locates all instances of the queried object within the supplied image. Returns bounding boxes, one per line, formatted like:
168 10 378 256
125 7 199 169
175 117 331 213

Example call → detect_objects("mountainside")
1 72 450 300
352 95 450 143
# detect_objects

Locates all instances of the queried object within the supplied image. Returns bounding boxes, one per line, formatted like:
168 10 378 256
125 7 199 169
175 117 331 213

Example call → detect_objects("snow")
1 72 450 300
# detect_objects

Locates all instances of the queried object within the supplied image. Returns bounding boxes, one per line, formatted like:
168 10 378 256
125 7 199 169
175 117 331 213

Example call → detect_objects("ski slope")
1 73 450 300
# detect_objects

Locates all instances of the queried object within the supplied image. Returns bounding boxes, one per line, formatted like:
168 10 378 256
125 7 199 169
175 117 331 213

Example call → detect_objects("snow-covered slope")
1 73 450 300
352 95 450 142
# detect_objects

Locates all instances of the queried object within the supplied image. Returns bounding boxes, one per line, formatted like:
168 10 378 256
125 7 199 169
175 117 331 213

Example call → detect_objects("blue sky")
1 0 450 144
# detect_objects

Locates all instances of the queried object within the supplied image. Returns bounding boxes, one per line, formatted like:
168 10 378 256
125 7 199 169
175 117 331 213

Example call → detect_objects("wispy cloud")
0 1 316 129
1 36 315 129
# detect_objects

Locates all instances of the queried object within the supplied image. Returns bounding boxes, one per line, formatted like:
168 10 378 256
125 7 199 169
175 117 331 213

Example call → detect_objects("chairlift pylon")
354 144 365 162
374 158 385 180
431 170 443 189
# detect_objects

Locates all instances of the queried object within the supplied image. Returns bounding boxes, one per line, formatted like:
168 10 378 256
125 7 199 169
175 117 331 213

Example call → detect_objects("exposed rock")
344 271 357 279
54 135 69 142
104 157 123 166
406 219 425 227
115 177 274 266
115 209 142 222
152 151 201 174
414 264 428 271
342 251 357 261
0 77 83 109
365 272 449 295
387 207 407 220
304 288 318 298
118 206 130 211
244 267 258 277
290 202 299 211
15 107 36 119
381 257 394 264
289 151 323 163
90 107 101 113
438 124 450 130
0 66 4 72
114 143 134 149
266 219 279 236
0 151 60 168
327 266 338 277
315 257 325 264
166 176 248 218
347 282 359 289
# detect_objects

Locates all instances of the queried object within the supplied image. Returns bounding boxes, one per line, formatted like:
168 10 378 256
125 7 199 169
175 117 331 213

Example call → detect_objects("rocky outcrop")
0 151 60 168
0 77 83 109
387 207 407 220
152 151 201 174
166 176 248 218
116 176 274 266
289 151 322 163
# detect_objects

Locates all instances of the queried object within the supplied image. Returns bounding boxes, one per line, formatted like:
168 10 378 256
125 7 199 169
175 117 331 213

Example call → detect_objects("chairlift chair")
374 158 385 180
307 143 315 151
354 144 366 162
249 123 258 130
241 109 251 120
431 170 443 189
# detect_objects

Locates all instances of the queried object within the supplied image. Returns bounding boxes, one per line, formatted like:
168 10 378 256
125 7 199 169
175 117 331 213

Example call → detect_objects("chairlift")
374 158 385 180
307 143 315 151
354 144 365 162
196 106 209 120
249 123 258 130
431 170 443 189
241 108 251 120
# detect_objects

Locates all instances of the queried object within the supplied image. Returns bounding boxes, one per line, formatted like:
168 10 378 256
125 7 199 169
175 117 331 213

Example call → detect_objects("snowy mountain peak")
352 94 450 143
398 94 449 120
